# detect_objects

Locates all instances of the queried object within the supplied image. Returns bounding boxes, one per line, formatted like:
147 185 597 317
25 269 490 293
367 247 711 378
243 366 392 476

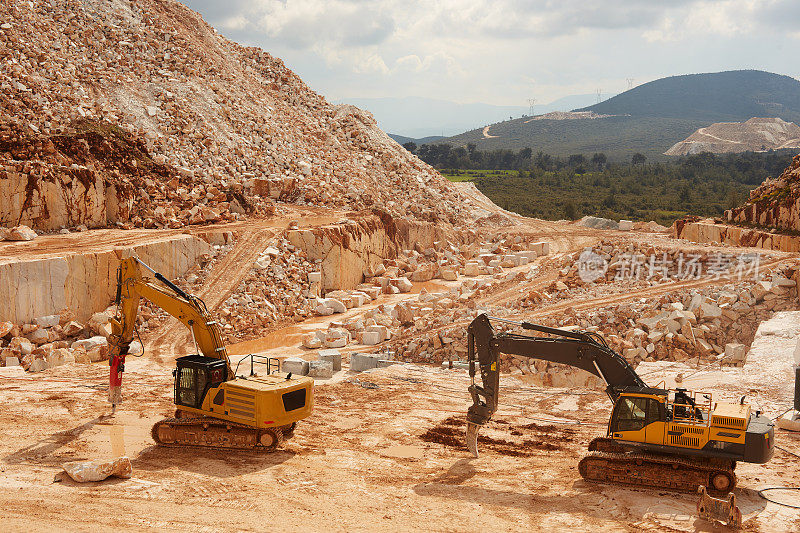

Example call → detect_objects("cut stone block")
360 330 381 345
724 343 747 365
281 357 309 375
530 241 550 256
619 220 633 231
308 360 334 379
366 325 390 342
4 356 20 367
377 359 399 368
318 349 342 371
464 262 482 277
350 353 380 372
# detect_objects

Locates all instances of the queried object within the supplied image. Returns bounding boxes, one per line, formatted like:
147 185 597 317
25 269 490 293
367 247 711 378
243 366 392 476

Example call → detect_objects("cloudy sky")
179 0 799 106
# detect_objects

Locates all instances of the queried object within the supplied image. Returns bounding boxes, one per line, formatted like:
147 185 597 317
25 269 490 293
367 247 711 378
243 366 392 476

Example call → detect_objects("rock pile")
0 0 489 230
0 308 119 371
217 238 317 342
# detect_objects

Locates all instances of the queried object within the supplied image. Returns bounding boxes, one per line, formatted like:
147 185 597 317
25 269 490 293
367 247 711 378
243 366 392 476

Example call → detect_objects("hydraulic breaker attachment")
466 422 480 458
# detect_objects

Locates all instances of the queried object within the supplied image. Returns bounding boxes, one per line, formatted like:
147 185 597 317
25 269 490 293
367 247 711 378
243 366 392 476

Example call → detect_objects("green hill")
578 70 800 122
440 70 800 161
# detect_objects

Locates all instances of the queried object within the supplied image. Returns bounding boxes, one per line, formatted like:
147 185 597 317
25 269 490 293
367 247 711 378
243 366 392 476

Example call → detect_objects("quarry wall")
0 234 213 324
287 212 468 292
674 220 800 252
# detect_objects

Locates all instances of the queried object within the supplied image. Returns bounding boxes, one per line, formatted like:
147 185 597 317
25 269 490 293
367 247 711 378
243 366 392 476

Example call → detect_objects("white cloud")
179 0 797 105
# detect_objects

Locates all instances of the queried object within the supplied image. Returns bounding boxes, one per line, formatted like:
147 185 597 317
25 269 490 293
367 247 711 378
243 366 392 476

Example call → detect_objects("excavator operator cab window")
612 396 663 432
174 355 227 410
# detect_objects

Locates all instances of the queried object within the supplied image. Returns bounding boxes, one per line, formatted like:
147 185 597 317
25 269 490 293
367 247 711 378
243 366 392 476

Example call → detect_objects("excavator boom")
108 256 230 404
467 313 644 429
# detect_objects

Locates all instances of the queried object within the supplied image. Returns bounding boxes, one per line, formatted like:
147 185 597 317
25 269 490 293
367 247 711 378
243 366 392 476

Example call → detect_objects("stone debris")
61 457 132 483
0 0 488 232
6 225 37 241
579 216 619 230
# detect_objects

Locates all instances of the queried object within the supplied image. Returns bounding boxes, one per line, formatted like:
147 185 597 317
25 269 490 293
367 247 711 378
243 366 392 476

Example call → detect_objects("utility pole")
595 89 602 104
527 98 536 116
626 78 635 90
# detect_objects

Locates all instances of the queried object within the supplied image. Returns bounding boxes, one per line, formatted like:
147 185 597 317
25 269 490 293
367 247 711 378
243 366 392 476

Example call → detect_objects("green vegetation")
437 150 796 227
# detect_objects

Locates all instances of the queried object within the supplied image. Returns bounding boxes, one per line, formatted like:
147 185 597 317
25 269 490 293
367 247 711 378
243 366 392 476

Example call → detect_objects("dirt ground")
2 216 800 532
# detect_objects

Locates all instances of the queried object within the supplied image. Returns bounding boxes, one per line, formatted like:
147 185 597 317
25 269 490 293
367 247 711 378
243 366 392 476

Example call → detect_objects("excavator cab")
608 393 667 445
174 355 227 410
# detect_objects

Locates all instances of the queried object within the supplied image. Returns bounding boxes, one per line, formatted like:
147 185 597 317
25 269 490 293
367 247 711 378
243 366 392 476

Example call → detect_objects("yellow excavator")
107 255 314 450
465 314 774 493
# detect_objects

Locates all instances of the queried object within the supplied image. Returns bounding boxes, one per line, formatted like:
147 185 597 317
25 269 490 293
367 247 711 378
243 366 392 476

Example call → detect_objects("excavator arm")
465 313 645 455
107 255 230 405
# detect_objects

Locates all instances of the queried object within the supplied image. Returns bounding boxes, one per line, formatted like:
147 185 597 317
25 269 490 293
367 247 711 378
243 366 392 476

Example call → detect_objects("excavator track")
151 416 293 451
579 438 736 495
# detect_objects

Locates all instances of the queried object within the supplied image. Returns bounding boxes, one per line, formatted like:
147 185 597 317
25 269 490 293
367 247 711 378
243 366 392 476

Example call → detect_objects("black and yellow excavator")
465 313 774 493
107 255 314 451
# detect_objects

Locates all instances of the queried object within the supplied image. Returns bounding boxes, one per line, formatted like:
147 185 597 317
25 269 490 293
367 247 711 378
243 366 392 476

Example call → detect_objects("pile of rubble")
726 153 800 231
0 308 121 372
216 238 318 342
0 0 489 231
0 120 271 231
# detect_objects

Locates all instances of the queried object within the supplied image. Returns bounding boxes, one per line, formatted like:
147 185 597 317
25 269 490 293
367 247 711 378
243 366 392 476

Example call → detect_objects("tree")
568 154 586 167
519 147 533 160
563 200 577 220
591 152 607 169
632 153 647 166
402 142 417 153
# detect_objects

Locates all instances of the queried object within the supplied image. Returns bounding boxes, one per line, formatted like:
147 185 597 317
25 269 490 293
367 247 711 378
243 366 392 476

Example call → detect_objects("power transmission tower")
527 98 536 116
626 78 634 90
595 89 602 104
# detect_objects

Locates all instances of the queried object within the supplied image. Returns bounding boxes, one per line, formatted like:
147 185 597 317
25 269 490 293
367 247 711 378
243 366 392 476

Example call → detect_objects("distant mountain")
342 94 614 139
578 70 800 122
388 134 445 146
438 70 800 161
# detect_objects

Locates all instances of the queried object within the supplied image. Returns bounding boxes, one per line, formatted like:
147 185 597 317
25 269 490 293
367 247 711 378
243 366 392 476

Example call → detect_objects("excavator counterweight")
465 313 774 494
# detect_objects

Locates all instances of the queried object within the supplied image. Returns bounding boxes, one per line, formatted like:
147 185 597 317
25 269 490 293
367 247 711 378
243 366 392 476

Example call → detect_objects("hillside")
439 71 800 161
579 70 800 122
666 117 800 155
0 0 486 231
